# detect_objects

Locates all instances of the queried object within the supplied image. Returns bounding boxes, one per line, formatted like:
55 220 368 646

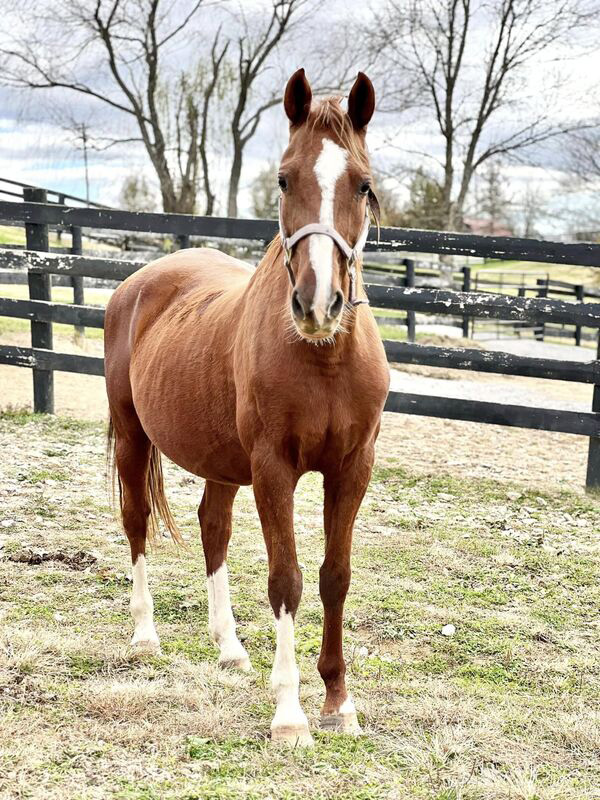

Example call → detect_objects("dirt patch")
7 549 98 570
0 331 107 420
378 411 589 493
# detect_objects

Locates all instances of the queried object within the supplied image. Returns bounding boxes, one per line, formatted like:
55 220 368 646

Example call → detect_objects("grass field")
1 410 599 799
472 260 600 288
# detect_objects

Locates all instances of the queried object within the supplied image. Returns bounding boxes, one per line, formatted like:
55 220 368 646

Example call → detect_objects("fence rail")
2 196 600 489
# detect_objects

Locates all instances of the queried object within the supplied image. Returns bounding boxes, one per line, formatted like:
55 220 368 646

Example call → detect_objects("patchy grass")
472 258 600 289
0 284 113 307
1 411 599 799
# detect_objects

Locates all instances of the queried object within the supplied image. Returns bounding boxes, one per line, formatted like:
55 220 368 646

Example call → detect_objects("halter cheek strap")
278 196 372 307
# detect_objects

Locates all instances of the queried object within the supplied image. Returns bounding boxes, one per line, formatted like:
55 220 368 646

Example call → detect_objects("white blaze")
207 563 250 669
271 605 309 733
130 555 159 646
310 138 348 317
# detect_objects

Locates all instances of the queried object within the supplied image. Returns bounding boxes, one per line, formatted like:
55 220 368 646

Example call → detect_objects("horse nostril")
291 288 307 319
328 290 344 320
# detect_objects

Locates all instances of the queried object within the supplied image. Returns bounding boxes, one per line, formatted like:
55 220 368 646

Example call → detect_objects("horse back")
105 247 252 355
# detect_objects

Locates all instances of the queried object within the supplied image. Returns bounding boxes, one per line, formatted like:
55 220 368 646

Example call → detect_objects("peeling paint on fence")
364 285 600 328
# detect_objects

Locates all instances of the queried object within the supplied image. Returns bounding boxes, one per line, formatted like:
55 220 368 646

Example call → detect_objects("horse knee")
318 650 346 685
268 566 303 617
319 561 351 608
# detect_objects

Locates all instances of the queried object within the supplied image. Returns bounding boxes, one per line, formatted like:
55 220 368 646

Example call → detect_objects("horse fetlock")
217 637 252 671
320 695 361 734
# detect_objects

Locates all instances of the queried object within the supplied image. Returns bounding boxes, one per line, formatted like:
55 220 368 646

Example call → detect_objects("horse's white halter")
278 195 372 307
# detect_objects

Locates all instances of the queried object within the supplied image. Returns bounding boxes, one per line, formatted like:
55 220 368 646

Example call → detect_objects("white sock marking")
207 563 250 668
130 555 159 646
338 695 356 715
271 605 309 731
310 138 348 319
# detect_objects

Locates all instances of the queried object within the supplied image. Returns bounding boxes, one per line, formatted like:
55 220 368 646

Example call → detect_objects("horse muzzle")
291 286 345 339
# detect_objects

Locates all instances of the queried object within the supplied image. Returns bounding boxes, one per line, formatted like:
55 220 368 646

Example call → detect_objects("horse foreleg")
198 480 250 671
252 453 312 747
319 449 374 734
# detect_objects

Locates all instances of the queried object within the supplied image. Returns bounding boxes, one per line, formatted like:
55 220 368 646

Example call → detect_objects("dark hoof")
320 712 362 735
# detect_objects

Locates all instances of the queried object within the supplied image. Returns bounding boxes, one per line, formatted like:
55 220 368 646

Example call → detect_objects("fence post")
575 284 584 346
177 234 190 250
586 334 600 491
24 186 54 413
56 193 65 243
71 226 85 341
516 286 526 337
535 278 548 341
461 266 471 338
405 258 416 343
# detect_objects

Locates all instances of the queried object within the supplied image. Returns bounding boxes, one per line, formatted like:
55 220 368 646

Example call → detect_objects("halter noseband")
278 195 373 307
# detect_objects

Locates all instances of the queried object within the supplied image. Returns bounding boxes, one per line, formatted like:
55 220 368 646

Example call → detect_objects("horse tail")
107 414 184 547
146 442 184 546
106 416 120 515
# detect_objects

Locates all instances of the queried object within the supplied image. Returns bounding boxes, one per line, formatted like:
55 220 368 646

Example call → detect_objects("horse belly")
130 327 252 486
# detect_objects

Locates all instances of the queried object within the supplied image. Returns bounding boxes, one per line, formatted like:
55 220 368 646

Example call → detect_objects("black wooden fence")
2 192 600 489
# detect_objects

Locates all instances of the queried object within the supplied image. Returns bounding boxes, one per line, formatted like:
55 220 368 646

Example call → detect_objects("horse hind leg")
109 413 160 652
198 480 251 672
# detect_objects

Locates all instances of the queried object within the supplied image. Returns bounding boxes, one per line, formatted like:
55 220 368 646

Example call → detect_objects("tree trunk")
227 137 243 218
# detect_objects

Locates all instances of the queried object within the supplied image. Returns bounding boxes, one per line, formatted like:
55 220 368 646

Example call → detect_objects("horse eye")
278 175 288 192
359 181 371 195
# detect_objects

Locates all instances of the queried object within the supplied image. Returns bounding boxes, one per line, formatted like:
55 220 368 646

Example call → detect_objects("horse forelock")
308 97 370 172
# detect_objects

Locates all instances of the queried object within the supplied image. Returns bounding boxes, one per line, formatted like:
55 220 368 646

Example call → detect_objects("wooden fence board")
0 248 143 280
383 341 600 383
366 284 600 327
0 297 105 327
0 345 104 375
384 391 600 436
2 200 600 265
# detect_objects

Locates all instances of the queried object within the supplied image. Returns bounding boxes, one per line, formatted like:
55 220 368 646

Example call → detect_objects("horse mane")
309 97 370 172
262 235 284 267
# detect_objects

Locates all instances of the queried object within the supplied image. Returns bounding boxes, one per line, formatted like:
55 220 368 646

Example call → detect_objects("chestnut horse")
104 69 389 746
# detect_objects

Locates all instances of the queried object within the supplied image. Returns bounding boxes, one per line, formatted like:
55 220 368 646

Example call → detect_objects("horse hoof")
320 712 362 735
131 638 161 654
219 655 252 672
271 724 314 747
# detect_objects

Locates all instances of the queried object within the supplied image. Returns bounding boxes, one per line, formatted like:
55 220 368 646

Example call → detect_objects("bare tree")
0 0 224 213
568 124 600 181
225 0 307 217
370 0 592 230
519 182 546 237
199 28 229 215
472 161 513 234
250 162 280 218
120 174 158 212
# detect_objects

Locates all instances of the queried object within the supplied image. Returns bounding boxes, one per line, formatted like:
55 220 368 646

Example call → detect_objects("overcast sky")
0 0 599 235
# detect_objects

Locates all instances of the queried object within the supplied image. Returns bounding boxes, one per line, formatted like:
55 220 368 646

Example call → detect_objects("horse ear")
284 68 312 127
347 72 375 131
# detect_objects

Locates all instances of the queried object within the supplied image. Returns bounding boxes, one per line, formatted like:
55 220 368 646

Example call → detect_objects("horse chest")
246 369 383 471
